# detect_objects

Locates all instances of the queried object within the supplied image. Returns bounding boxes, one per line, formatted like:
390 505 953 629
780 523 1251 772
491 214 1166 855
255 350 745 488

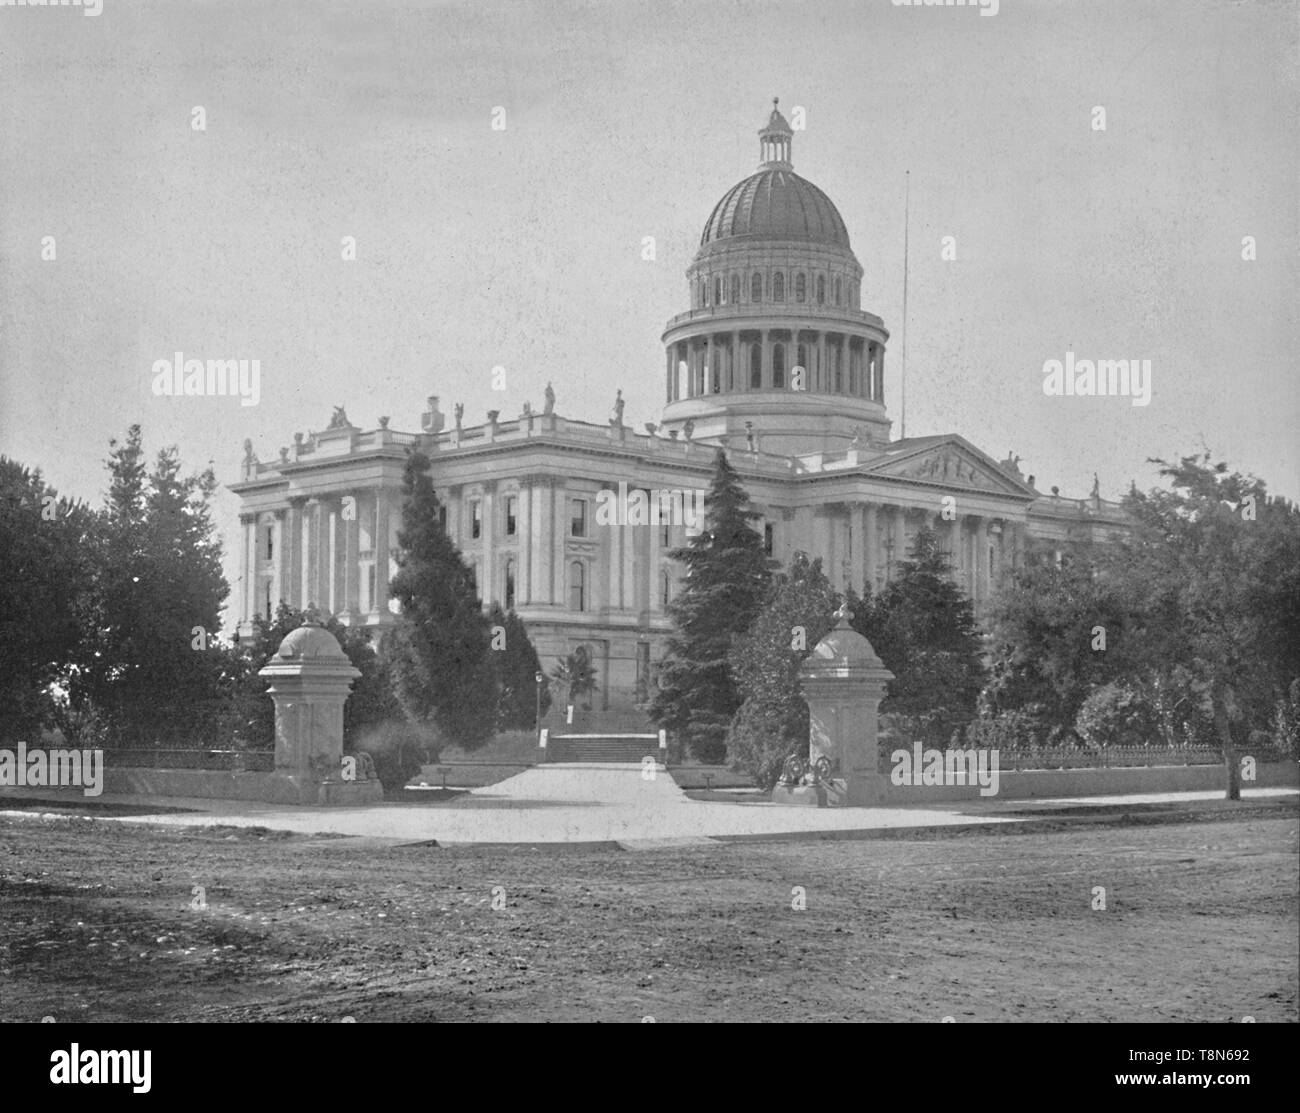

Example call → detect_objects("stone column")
552 482 567 606
481 481 496 605
238 513 255 628
648 509 662 614
849 503 865 594
374 489 391 616
285 499 305 609
665 349 673 403
517 481 532 606
533 481 552 604
304 500 322 612
864 502 879 592
275 509 291 612
343 493 361 620
973 516 988 603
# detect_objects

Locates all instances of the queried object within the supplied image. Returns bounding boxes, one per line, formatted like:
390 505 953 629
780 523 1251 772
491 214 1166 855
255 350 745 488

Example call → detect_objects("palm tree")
551 647 598 710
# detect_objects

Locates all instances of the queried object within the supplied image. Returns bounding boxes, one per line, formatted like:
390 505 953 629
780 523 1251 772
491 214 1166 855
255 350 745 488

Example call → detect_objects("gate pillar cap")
800 605 893 681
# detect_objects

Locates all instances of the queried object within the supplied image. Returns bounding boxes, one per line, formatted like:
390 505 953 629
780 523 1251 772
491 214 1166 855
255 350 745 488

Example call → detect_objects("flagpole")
901 169 910 441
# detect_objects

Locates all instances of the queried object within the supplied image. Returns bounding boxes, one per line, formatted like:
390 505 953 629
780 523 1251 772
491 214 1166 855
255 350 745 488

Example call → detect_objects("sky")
2 0 1297 630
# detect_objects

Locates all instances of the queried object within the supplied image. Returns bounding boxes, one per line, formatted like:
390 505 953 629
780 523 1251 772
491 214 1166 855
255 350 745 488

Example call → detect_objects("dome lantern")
759 96 793 168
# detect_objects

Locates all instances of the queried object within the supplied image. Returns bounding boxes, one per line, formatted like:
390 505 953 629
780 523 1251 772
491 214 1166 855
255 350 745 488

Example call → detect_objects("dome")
700 168 852 250
273 620 349 661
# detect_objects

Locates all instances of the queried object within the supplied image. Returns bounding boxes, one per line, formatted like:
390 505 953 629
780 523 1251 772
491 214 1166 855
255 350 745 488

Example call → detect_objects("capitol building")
231 102 1125 712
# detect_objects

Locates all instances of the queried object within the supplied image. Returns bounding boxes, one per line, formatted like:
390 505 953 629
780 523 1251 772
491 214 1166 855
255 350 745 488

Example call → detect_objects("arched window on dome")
751 272 763 302
835 278 843 305
714 277 723 305
701 280 709 307
773 273 785 302
795 273 806 303
730 273 740 304
851 281 860 307
773 343 785 388
834 345 843 393
817 275 826 305
750 343 762 388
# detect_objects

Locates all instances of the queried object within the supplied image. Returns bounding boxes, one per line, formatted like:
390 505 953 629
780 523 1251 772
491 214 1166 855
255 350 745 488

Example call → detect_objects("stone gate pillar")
258 616 382 805
782 604 894 806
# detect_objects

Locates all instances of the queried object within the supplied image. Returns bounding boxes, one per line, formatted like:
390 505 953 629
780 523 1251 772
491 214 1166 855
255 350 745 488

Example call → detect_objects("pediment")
864 438 1033 496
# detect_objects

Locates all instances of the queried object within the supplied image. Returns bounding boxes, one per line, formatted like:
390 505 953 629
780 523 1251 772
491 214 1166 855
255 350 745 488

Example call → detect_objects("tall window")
835 277 843 305
570 498 587 538
505 495 517 536
437 504 447 532
795 273 806 303
817 275 826 305
730 273 740 303
750 343 762 388
773 272 784 302
568 561 585 611
366 565 376 613
773 343 785 389
714 276 723 305
470 500 482 540
660 570 671 607
764 523 774 556
796 344 807 388
661 522 671 547
505 559 516 609
751 272 762 302
834 347 843 393
264 525 274 561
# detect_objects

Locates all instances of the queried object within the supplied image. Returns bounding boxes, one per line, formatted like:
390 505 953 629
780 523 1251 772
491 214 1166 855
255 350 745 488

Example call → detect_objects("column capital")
287 495 309 509
238 512 257 525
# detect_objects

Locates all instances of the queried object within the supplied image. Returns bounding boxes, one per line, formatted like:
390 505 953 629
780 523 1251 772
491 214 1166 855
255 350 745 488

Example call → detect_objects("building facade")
230 102 1125 711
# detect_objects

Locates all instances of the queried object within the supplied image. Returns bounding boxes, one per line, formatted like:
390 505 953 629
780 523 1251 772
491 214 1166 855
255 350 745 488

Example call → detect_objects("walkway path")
1 766 1294 846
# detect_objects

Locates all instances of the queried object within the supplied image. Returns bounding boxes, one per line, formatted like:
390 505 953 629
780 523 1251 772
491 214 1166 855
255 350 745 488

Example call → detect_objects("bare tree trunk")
1214 682 1241 801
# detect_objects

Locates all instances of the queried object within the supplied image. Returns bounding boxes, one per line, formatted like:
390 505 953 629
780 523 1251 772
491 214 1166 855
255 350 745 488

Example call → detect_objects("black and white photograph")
1 0 1296 1068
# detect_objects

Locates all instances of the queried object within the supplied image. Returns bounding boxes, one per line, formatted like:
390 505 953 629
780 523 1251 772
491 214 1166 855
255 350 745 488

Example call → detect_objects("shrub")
352 721 438 796
1074 682 1159 748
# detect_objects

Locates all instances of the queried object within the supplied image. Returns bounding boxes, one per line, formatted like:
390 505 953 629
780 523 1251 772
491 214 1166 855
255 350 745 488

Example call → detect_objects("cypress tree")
650 449 773 762
387 450 498 749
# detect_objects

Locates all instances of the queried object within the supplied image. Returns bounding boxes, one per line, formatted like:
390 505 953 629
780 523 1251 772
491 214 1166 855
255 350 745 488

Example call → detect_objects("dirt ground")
1 806 1296 1022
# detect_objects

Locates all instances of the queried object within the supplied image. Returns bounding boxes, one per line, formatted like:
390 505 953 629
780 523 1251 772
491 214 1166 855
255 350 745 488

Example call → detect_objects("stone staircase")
545 733 662 764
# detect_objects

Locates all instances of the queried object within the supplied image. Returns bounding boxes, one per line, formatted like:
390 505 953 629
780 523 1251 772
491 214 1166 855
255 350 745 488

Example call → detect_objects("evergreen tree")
852 526 986 747
387 450 498 749
727 553 838 790
0 458 99 744
486 603 551 730
77 428 231 746
649 449 774 762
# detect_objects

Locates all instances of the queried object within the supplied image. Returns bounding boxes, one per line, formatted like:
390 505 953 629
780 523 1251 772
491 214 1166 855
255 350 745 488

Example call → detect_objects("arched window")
751 272 763 302
568 561 585 612
834 346 843 393
714 276 723 305
701 280 709 307
773 272 785 302
773 343 785 388
660 571 671 608
504 558 516 609
816 275 826 305
750 343 762 388
835 277 843 305
795 273 806 303
730 273 740 304
796 344 807 389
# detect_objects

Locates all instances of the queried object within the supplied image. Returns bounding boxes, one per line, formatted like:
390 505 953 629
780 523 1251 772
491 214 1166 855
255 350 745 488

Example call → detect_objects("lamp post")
534 671 544 738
